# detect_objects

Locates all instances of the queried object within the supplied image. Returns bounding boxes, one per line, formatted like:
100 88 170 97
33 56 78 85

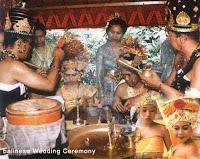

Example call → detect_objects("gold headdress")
157 97 199 129
108 12 121 22
58 31 89 74
165 0 200 32
136 92 160 108
118 36 147 71
4 2 34 36
105 12 122 29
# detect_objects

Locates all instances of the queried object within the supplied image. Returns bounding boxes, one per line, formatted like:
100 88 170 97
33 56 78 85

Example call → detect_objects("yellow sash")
136 136 164 152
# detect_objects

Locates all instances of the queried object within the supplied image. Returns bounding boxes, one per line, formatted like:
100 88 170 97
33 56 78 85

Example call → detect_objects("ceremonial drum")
5 98 67 156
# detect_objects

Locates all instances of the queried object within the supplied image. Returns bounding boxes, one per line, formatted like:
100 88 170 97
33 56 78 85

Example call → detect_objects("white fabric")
0 155 9 159
0 82 25 95
135 117 142 128
114 79 125 91
46 95 65 112
30 42 56 68
177 69 190 82
185 88 200 98
183 75 190 81
6 116 67 156
130 106 137 120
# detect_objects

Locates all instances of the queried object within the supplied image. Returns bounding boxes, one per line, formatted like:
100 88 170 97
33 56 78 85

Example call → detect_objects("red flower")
174 99 185 109
57 38 65 48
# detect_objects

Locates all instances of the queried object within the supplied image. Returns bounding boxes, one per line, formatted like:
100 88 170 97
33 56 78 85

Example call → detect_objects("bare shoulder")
186 143 198 152
9 60 28 71
193 57 200 68
115 82 128 92
153 122 168 133
185 142 198 158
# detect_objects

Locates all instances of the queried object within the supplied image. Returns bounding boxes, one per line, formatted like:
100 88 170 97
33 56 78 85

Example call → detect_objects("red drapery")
30 4 166 29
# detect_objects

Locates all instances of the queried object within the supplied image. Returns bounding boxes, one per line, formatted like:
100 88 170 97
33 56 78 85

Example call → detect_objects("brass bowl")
67 124 135 159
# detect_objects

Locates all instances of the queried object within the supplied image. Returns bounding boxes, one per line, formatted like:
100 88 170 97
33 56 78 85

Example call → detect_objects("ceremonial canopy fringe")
30 4 165 29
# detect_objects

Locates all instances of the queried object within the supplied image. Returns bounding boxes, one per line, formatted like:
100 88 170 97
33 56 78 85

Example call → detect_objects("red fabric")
30 4 166 29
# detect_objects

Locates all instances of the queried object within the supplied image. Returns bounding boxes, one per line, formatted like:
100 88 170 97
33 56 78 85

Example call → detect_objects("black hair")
34 20 46 35
169 29 199 42
106 18 127 35
4 32 34 49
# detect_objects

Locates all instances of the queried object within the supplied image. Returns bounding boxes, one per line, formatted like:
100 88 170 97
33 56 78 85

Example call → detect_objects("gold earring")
17 40 26 53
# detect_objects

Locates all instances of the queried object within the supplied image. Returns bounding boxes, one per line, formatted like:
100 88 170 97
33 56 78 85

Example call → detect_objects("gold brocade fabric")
135 136 164 159
61 84 98 111
127 84 147 98
136 136 164 153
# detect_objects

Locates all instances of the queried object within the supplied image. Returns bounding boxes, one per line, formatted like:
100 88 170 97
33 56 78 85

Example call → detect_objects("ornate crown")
13 18 31 34
58 31 89 74
4 2 34 35
165 0 199 32
157 97 199 129
61 58 87 73
136 92 160 108
118 36 147 71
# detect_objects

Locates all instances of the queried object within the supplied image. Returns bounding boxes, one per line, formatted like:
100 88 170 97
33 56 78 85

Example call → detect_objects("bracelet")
158 82 163 92
51 65 60 71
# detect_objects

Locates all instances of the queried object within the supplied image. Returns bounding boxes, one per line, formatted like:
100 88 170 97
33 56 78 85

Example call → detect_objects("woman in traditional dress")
0 4 64 117
96 13 127 107
134 95 172 159
158 98 199 158
56 31 100 114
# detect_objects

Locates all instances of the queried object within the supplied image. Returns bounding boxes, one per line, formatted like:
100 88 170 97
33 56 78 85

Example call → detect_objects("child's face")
172 121 193 143
139 104 157 123
63 69 80 85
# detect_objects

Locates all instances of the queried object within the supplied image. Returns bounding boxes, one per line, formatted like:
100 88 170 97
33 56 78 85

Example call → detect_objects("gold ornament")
176 11 190 26
4 13 12 30
59 31 89 76
135 92 159 108
166 0 199 32
13 18 31 34
105 12 122 29
193 6 198 12
108 12 121 22
118 35 147 70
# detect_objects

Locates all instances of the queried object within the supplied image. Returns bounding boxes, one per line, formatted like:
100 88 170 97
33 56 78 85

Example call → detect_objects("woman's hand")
35 67 48 77
53 48 64 62
139 70 162 89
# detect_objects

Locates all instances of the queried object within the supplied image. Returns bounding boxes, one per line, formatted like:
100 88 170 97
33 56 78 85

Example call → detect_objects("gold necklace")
127 83 146 98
